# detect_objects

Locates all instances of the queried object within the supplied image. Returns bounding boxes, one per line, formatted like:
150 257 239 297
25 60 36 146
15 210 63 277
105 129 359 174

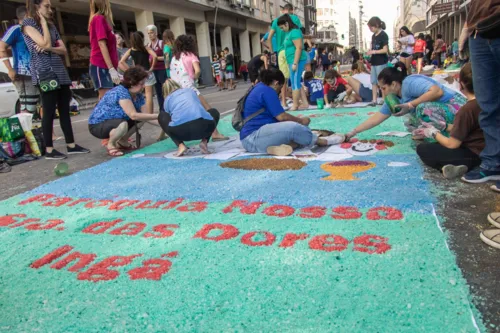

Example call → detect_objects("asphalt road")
0 82 251 201
1 80 499 330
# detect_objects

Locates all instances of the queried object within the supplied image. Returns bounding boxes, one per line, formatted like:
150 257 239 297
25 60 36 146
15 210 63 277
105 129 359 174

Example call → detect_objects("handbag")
37 53 60 92
0 117 25 142
477 13 500 39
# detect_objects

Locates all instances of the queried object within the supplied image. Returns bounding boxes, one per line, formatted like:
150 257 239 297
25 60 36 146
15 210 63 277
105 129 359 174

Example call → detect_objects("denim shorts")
359 85 373 102
89 65 115 90
370 64 388 85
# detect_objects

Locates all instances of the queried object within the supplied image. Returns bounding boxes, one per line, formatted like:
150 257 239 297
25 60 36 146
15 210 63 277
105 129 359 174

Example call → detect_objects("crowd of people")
0 0 498 249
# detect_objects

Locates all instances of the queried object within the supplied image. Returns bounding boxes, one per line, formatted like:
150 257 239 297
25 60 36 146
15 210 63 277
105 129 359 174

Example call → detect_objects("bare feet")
174 144 188 157
200 140 210 154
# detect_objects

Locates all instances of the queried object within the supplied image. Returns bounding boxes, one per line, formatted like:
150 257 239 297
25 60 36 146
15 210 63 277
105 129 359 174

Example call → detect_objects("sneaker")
479 229 500 249
367 101 377 107
491 181 500 193
442 165 468 180
324 134 346 145
267 144 293 156
67 144 90 155
461 168 500 184
45 149 67 160
487 212 500 229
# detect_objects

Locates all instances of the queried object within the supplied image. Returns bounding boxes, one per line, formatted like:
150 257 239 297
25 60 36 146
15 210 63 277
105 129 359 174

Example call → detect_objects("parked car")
0 58 20 118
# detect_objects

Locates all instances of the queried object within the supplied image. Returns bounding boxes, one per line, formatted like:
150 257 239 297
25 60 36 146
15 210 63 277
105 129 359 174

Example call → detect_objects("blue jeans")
469 35 500 171
241 121 318 153
153 69 167 112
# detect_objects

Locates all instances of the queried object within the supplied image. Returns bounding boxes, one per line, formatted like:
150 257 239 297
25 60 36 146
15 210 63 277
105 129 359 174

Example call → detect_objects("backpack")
232 86 265 131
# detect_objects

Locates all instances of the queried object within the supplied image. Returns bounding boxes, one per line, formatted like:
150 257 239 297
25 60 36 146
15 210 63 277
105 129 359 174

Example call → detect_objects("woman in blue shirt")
240 68 345 156
159 79 220 157
278 14 307 111
88 67 159 157
345 62 466 140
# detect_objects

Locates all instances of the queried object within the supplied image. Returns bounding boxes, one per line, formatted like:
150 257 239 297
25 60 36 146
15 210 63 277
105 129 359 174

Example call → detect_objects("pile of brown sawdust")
220 158 307 171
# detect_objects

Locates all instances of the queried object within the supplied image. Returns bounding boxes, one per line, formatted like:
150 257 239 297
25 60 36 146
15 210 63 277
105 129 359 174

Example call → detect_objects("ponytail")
368 16 386 30
378 62 407 85
259 68 285 86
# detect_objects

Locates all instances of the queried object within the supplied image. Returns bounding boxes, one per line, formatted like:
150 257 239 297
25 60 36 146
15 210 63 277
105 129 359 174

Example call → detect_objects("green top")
271 14 302 52
284 28 307 65
163 44 173 72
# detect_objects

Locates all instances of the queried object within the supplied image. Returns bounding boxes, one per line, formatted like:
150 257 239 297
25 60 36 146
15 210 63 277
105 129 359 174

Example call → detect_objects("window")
318 8 323 15
269 2 273 15
262 0 267 13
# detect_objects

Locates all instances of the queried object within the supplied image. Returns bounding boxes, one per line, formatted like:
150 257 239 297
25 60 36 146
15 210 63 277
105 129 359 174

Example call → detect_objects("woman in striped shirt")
23 0 89 160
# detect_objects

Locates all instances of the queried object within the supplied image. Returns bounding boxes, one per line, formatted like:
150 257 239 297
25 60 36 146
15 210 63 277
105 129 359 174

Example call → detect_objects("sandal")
107 147 124 157
117 143 137 151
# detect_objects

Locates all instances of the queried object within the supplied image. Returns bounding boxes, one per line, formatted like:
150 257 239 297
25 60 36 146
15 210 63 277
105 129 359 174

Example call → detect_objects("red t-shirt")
323 77 348 94
89 15 118 69
414 39 426 53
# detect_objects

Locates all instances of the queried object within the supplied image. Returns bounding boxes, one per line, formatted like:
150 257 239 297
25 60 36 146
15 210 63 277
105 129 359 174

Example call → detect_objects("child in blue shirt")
302 71 323 106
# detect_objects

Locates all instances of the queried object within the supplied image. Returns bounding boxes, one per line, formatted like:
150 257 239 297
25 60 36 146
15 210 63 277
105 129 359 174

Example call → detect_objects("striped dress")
21 17 71 87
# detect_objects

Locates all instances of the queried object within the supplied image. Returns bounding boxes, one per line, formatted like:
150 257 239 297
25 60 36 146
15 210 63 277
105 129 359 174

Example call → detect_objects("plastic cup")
384 93 402 114
317 99 324 110
54 162 69 176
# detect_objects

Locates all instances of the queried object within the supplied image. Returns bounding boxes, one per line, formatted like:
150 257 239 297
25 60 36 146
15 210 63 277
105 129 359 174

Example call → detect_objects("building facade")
426 0 468 46
304 0 317 36
349 12 358 49
1 0 282 85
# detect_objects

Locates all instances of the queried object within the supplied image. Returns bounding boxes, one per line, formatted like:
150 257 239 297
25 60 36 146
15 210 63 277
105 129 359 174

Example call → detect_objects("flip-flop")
107 147 124 157
212 136 229 142
117 143 138 151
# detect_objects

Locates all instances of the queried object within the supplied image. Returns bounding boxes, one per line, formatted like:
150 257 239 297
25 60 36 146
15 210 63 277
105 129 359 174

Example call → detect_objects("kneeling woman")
159 79 220 157
88 67 159 157
240 69 344 156
345 62 373 103
345 62 466 140
415 64 484 179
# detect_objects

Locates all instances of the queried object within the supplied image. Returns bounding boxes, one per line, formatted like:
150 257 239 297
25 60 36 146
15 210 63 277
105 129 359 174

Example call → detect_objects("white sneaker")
480 229 500 249
267 144 293 156
442 165 468 179
487 212 500 229
324 134 346 145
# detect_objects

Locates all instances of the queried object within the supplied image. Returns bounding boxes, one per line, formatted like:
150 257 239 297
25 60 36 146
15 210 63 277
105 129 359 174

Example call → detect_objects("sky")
360 0 400 48
331 0 400 50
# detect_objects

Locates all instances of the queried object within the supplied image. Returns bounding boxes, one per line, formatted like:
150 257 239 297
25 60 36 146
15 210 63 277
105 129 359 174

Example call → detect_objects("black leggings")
158 108 220 146
40 85 74 148
153 70 166 112
416 143 481 171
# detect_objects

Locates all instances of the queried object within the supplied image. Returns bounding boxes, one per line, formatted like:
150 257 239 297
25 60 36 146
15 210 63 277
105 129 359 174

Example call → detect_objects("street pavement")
0 82 251 201
0 80 499 330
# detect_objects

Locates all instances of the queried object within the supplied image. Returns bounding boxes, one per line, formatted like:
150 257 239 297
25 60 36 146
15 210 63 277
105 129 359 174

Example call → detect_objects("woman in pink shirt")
88 0 120 100
170 35 228 141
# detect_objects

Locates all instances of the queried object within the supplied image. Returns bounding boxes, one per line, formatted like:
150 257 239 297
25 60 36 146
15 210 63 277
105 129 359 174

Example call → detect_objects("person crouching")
159 79 220 157
88 67 159 157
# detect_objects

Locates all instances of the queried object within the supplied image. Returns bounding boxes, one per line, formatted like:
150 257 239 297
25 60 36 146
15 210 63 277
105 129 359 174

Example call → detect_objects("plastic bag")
0 118 25 142
11 113 41 156
0 138 25 159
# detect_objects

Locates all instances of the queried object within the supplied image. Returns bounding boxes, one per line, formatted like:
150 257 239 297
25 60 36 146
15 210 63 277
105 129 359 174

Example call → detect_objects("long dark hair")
174 35 198 60
323 69 341 85
130 32 147 53
399 26 413 37
259 68 285 86
378 62 408 85
277 14 299 30
367 17 386 30
115 32 128 48
26 0 54 27
163 30 175 46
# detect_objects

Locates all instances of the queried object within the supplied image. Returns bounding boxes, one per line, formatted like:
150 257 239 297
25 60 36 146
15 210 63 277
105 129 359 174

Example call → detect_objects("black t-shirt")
371 31 389 66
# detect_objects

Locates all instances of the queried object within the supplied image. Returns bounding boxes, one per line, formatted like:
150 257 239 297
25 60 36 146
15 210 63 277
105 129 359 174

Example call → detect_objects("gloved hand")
423 118 447 131
414 123 440 138
393 103 414 117
109 68 121 85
